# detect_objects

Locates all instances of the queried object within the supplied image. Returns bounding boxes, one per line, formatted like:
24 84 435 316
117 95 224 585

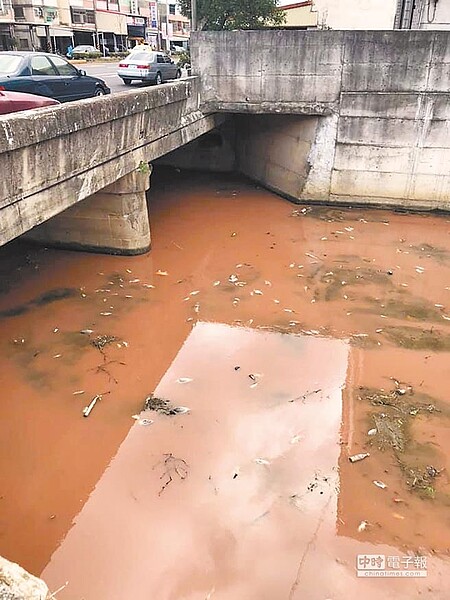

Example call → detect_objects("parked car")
117 51 182 86
0 52 110 102
0 89 59 115
72 45 99 56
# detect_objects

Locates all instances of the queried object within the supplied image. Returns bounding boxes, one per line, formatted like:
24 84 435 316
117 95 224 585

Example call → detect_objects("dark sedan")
0 52 110 102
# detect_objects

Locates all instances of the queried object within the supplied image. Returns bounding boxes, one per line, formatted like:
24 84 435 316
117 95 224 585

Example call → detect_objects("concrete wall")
192 30 450 210
237 115 320 198
311 0 397 29
0 77 223 247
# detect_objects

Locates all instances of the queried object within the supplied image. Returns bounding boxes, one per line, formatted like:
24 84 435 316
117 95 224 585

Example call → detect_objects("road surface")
83 61 187 94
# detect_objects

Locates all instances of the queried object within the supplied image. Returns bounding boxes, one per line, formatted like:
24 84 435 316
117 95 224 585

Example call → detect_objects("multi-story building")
157 0 189 52
278 0 450 30
0 0 154 52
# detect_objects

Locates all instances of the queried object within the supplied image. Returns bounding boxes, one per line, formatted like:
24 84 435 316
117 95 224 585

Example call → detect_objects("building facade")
0 0 190 52
279 0 450 30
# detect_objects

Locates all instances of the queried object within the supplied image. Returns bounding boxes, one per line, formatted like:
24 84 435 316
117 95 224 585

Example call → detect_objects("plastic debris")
190 290 200 296
177 377 193 384
100 312 112 316
228 274 239 283
254 458 270 465
73 390 85 396
368 428 377 436
142 284 155 289
82 394 101 417
53 328 59 333
213 281 221 286
53 354 62 358
349 452 370 463
129 278 140 283
156 270 168 276
252 290 263 296
80 329 94 335
373 480 387 489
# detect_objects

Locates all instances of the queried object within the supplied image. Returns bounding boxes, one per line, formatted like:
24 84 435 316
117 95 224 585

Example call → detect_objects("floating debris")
156 270 168 276
177 377 193 384
213 281 221 286
144 394 190 416
100 312 112 316
349 453 370 463
82 394 101 417
254 458 270 465
73 390 85 396
137 418 154 426
368 428 377 436
80 329 94 335
91 335 117 351
228 274 239 284
358 520 369 532
373 480 388 489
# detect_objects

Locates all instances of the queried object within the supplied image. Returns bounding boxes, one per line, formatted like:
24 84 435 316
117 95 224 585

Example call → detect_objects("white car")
117 51 181 86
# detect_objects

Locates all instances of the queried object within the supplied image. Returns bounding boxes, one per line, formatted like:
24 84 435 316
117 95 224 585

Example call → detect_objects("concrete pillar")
26 170 151 255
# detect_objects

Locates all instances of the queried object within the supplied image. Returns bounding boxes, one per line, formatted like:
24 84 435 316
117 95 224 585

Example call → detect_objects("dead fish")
173 406 190 414
349 453 370 463
373 480 387 489
358 520 369 532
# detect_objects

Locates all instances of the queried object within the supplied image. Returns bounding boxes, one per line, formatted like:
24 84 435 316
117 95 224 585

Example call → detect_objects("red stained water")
0 169 450 598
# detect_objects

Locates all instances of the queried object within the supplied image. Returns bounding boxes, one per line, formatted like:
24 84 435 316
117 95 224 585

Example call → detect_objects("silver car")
117 51 181 86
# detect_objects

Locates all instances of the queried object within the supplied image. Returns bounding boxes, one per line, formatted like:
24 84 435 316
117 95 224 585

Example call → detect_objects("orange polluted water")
0 169 450 598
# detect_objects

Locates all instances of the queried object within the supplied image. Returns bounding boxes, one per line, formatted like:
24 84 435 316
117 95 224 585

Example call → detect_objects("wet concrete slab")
1 169 450 597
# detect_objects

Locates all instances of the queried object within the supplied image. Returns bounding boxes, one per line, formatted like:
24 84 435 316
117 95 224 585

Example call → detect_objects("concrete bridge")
0 77 223 254
1 29 449 254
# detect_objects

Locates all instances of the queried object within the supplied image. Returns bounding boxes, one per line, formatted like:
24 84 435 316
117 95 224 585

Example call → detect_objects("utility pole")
191 0 197 32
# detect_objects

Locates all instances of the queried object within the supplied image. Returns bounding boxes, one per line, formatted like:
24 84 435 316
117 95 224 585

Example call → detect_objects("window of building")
31 56 56 76
169 4 176 15
13 6 25 20
71 8 95 24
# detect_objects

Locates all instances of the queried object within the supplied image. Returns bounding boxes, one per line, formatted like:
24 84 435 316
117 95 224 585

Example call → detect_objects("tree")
179 0 286 31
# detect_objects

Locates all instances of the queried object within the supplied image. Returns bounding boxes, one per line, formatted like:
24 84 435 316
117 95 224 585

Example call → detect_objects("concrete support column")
26 169 152 255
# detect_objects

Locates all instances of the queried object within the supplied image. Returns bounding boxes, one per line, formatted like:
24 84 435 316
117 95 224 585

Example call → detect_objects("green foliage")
176 49 191 68
179 0 285 30
137 161 150 175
